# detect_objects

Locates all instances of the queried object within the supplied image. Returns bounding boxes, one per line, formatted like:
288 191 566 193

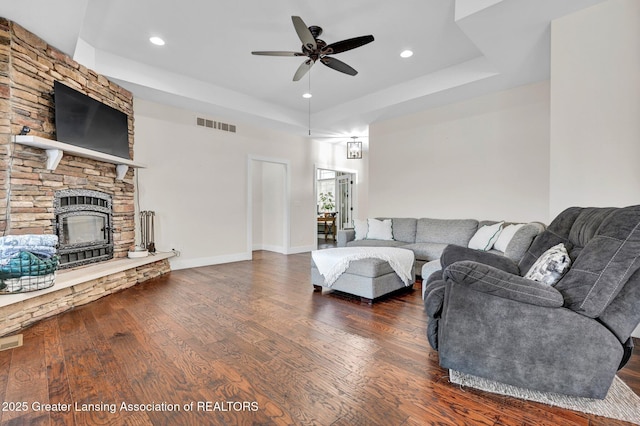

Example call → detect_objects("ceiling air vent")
196 117 237 133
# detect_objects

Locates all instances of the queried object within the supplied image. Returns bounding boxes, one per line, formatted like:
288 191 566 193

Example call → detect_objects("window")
317 169 336 214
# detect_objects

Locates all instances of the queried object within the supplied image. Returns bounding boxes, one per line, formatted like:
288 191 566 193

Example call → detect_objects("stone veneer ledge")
0 254 173 337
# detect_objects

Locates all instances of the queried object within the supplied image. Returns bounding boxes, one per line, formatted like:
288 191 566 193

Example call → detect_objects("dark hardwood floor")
0 250 638 425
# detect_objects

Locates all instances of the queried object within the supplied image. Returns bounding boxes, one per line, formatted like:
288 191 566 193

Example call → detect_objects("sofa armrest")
440 244 520 275
337 229 355 247
444 260 564 308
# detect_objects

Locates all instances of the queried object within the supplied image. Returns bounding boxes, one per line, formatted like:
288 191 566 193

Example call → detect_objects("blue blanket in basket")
0 251 59 279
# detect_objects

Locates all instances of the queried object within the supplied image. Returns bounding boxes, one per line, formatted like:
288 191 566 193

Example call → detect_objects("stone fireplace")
0 18 172 337
0 18 134 255
54 189 114 268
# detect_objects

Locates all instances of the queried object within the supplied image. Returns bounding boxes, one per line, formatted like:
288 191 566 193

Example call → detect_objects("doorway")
316 168 355 246
248 157 290 256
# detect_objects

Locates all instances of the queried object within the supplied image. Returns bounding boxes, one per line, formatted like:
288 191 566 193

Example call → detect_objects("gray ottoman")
311 256 415 304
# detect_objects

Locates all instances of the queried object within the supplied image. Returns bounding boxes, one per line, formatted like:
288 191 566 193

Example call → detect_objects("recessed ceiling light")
400 50 413 58
302 93 312 99
149 36 165 46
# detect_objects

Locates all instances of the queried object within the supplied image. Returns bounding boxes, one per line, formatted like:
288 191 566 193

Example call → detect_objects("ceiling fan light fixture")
251 16 374 81
400 49 414 58
149 36 165 46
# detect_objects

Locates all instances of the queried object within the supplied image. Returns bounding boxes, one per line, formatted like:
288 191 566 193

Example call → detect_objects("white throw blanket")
312 247 415 287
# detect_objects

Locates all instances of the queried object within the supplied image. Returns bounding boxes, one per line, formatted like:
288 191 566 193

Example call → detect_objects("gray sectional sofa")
337 218 545 298
424 206 640 399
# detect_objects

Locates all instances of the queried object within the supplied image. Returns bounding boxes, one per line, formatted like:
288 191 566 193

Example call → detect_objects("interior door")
336 174 353 230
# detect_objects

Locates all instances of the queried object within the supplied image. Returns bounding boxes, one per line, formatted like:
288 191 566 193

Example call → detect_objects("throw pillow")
354 219 368 241
367 218 393 240
468 222 504 251
493 223 524 252
524 243 572 286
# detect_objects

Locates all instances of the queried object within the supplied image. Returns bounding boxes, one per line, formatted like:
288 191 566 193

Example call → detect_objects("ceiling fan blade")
292 16 317 50
252 51 305 56
293 59 314 81
320 57 357 76
321 35 374 55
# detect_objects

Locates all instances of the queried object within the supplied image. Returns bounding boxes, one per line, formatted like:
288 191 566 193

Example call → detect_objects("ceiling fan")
251 16 374 81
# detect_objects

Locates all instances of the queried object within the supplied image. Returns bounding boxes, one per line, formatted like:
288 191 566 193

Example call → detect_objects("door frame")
247 155 291 257
314 164 357 250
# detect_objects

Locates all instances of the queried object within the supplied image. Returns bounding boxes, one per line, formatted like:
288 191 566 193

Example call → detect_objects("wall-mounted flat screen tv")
54 80 130 159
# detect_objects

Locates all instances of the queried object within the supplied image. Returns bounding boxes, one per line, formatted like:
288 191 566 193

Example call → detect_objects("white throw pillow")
468 222 504 251
366 218 393 240
524 243 572 286
353 219 368 241
493 223 524 253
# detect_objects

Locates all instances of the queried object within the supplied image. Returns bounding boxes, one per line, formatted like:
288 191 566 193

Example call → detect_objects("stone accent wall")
0 259 171 337
0 18 135 258
0 18 171 336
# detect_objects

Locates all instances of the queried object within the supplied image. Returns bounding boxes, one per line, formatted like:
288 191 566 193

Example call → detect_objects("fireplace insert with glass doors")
54 189 113 268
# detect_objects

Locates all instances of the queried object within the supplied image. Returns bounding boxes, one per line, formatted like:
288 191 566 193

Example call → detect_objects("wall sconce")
347 137 362 159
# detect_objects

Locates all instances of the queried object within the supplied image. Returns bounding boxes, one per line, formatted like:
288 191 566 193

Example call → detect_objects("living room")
84 0 640 268
0 0 639 424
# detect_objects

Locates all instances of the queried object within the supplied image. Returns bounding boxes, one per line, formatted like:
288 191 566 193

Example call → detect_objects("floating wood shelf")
12 135 146 180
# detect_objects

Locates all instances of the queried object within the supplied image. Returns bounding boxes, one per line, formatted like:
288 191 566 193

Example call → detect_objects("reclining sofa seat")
424 206 640 399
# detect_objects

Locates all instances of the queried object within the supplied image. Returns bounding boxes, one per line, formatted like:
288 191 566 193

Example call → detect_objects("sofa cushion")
524 243 572 286
598 266 640 343
555 206 640 317
494 224 523 252
503 223 545 262
439 244 520 275
390 218 417 243
444 261 565 307
416 218 478 246
354 219 368 240
518 207 582 274
401 242 449 261
468 222 503 251
367 218 393 240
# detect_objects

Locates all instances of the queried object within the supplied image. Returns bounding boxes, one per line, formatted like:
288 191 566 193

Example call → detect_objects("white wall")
369 81 551 223
133 98 367 269
550 0 640 217
133 99 307 269
550 0 640 338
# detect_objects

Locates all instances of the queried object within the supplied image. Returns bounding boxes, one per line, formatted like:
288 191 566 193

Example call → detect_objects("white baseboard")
169 245 315 271
253 244 314 255
169 252 251 270
286 245 315 254
252 244 287 254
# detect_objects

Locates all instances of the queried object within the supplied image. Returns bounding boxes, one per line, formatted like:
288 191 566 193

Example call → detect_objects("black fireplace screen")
54 189 113 268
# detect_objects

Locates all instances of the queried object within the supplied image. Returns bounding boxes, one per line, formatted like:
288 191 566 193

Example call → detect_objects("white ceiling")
1 0 604 139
